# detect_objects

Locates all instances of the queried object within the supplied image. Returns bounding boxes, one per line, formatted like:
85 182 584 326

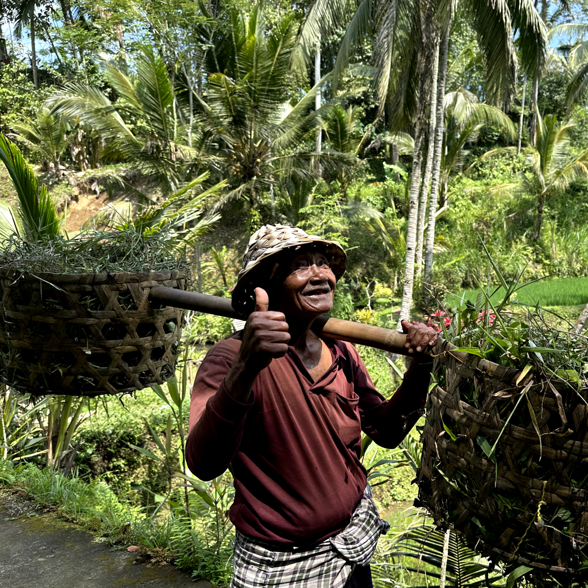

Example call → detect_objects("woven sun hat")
231 224 346 316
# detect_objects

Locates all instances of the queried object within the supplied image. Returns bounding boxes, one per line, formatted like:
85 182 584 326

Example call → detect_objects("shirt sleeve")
186 339 254 481
347 344 432 449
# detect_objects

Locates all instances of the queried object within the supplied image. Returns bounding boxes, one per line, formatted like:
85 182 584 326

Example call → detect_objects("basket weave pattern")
0 270 185 396
418 342 588 574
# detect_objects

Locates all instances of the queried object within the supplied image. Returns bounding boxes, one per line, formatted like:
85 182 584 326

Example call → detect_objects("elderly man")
186 225 437 588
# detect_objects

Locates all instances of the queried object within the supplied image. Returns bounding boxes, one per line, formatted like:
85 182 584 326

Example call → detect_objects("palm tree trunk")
535 191 546 239
517 78 527 154
315 37 322 154
399 62 430 321
423 16 451 292
529 74 539 146
529 1 548 147
415 37 440 273
30 10 39 89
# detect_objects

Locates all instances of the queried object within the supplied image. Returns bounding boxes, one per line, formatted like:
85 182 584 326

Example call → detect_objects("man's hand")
237 288 291 374
401 319 437 359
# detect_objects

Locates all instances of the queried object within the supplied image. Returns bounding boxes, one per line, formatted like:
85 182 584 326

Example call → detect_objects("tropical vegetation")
0 0 588 586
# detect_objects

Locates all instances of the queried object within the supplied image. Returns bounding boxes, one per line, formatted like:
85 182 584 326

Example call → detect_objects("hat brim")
231 238 346 317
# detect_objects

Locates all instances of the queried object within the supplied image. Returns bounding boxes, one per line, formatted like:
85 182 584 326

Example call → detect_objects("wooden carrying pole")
149 286 413 356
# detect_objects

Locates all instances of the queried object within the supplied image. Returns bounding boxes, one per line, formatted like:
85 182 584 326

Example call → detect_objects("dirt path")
0 494 217 588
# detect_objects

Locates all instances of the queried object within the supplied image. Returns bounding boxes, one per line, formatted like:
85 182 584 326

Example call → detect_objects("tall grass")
0 461 234 585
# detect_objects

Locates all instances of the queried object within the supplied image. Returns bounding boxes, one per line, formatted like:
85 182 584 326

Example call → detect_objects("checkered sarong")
231 487 389 588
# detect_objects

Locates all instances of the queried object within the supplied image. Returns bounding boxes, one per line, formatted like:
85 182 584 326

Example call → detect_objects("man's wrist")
225 357 259 402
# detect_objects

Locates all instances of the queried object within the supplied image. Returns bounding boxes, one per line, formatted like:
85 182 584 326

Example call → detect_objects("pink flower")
444 316 451 327
432 309 446 318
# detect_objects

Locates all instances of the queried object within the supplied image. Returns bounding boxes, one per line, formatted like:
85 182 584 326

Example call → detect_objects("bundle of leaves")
0 132 224 275
0 228 188 275
417 264 588 580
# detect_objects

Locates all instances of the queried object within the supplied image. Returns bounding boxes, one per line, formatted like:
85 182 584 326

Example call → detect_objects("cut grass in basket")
419 249 588 579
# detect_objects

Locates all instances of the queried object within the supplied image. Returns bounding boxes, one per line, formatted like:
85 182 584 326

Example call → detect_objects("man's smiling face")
274 248 336 319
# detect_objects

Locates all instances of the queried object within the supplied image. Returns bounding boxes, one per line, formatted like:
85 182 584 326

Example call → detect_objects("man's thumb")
254 287 269 313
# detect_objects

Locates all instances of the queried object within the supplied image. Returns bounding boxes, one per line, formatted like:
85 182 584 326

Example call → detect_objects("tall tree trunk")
399 61 430 321
517 77 527 154
415 37 440 273
423 16 451 293
0 32 8 63
534 191 546 239
41 22 63 66
390 143 399 164
30 10 39 89
116 25 125 55
529 74 539 146
529 1 548 146
315 37 322 154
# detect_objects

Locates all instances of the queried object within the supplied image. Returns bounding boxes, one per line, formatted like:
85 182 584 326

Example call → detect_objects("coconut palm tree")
14 0 42 89
296 0 547 319
48 47 200 195
549 21 588 108
10 108 70 176
482 111 588 241
197 5 352 208
440 89 517 190
48 6 351 209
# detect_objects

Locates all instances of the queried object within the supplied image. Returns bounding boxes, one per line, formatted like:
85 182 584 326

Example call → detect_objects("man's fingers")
254 287 269 313
400 319 410 334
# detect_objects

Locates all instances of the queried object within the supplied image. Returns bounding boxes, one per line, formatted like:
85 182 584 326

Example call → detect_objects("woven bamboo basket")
417 340 588 575
0 270 185 396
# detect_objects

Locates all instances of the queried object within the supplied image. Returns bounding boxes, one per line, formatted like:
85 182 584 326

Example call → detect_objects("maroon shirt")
186 332 430 545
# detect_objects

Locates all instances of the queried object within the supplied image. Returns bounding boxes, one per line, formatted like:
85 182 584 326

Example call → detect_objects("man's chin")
300 296 333 316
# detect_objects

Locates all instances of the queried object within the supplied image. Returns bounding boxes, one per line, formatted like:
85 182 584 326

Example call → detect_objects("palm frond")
465 0 517 106
548 22 588 43
565 60 588 107
48 82 140 149
136 49 176 142
14 0 35 37
508 0 548 80
0 134 61 242
568 39 588 70
331 0 375 88
11 108 70 166
384 520 502 587
294 0 357 73
0 201 22 244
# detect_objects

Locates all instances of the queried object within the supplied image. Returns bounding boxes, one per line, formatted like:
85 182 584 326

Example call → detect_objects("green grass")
447 276 588 308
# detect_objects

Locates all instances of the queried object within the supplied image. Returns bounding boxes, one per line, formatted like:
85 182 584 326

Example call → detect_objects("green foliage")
187 314 233 345
10 108 71 174
376 513 507 587
0 133 62 242
1 388 48 462
448 276 588 308
1 462 139 539
0 60 52 134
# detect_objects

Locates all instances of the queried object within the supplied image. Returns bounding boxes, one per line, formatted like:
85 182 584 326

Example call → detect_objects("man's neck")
285 315 322 358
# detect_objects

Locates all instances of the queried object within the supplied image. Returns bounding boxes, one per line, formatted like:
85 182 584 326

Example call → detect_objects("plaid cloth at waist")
231 486 390 588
